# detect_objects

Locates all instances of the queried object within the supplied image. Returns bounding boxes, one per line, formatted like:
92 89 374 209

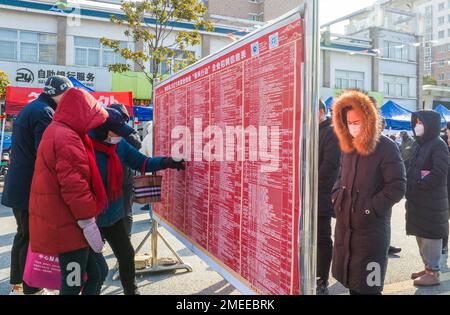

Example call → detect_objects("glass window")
75 37 129 67
0 28 17 61
75 48 87 65
0 28 55 64
74 36 100 48
39 44 56 64
334 70 364 89
384 75 410 97
439 16 445 25
0 40 16 60
439 31 445 39
20 42 38 62
39 33 57 44
102 50 115 67
20 31 38 43
0 28 17 40
88 49 99 67
439 2 445 10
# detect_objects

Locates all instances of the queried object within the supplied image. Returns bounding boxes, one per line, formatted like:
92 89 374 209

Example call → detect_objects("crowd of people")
318 89 450 295
2 76 185 295
2 77 450 296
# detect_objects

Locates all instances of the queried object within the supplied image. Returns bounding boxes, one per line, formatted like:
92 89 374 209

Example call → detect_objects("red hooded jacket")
29 88 108 255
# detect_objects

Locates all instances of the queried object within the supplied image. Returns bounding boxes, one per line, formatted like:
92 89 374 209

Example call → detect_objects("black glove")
161 157 185 171
125 132 142 150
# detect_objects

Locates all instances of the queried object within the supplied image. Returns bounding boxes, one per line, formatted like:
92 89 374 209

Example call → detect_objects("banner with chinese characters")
0 61 112 91
153 13 303 295
5 86 133 116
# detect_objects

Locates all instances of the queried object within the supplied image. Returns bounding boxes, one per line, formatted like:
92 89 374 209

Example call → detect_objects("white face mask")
106 136 122 145
415 124 424 137
348 125 361 138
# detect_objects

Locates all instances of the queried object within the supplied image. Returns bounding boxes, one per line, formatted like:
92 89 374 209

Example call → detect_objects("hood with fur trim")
332 90 382 156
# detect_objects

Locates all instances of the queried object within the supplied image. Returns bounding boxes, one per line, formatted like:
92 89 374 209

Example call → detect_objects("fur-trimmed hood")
332 90 382 156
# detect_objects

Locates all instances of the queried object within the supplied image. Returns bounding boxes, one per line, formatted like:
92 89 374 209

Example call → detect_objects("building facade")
417 0 450 86
207 0 302 23
0 0 244 101
321 0 425 111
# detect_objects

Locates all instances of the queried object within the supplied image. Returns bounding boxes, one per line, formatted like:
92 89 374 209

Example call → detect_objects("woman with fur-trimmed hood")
331 90 406 295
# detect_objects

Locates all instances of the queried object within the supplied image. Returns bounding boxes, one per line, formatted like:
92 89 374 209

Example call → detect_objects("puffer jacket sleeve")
319 129 341 193
370 141 406 216
55 132 98 220
418 141 449 190
123 139 165 173
34 107 53 151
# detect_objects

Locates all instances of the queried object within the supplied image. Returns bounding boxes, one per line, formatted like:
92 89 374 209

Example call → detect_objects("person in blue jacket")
90 110 184 295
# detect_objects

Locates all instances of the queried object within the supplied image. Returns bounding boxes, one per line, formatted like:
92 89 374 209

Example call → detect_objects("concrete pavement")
0 201 240 295
1 196 449 295
328 199 450 295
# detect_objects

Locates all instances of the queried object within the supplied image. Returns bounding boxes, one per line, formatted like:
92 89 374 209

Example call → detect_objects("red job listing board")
153 16 303 295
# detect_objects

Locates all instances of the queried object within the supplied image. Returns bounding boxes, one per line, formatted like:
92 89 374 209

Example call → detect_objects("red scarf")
92 139 123 202
82 135 108 215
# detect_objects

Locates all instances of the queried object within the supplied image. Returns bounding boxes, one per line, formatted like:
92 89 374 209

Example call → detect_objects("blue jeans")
416 237 442 272
59 247 108 295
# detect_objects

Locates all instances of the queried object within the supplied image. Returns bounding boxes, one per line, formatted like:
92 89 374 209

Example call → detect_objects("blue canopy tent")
380 100 413 131
434 104 450 128
68 76 95 92
133 106 153 121
2 132 11 151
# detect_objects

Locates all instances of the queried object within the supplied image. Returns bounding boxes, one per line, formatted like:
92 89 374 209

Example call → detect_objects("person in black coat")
317 99 340 295
1 76 73 295
444 122 450 255
406 111 449 286
331 90 406 295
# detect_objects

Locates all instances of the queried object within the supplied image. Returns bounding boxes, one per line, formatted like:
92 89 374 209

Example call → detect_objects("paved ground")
0 195 240 295
328 199 450 295
0 189 449 295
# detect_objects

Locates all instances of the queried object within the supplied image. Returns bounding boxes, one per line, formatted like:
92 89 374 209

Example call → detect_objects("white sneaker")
29 289 58 295
9 284 24 295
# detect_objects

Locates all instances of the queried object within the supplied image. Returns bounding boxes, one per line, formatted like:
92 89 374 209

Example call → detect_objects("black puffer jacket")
331 90 406 294
406 111 449 240
319 117 340 217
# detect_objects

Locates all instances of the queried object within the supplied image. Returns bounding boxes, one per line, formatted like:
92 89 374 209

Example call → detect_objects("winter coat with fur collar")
331 90 406 294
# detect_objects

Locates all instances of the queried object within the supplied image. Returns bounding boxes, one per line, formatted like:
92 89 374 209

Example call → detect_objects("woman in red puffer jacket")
29 88 120 295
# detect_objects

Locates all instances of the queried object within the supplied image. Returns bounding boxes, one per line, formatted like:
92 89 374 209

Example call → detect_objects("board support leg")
112 212 193 281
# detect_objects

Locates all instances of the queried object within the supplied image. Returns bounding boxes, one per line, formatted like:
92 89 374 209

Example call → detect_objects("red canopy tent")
0 86 134 157
5 86 134 116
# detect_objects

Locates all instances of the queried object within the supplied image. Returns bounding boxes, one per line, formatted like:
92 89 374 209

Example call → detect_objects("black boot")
388 246 402 255
316 279 329 295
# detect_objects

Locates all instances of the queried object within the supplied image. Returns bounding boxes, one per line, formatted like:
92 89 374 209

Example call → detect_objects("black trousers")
10 208 41 294
100 218 137 295
58 247 108 295
123 184 134 237
317 215 333 282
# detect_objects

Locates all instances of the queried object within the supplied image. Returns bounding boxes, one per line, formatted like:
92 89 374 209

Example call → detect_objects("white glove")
77 218 104 253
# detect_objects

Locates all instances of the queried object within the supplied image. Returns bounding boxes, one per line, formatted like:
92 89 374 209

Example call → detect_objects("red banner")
154 17 303 294
5 86 134 116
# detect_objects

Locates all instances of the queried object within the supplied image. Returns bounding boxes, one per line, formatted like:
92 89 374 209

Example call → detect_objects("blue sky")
319 0 377 25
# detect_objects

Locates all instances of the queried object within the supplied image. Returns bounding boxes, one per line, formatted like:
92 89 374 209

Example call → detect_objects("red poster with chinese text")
153 16 303 295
